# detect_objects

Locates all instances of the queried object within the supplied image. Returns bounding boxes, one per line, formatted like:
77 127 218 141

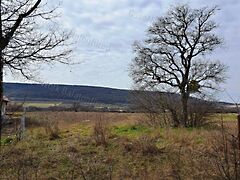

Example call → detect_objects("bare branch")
0 0 73 78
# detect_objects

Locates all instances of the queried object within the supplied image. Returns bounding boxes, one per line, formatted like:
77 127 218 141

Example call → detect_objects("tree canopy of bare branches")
0 0 73 142
130 4 227 127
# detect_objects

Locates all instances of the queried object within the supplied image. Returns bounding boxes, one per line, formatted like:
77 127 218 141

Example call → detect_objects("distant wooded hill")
4 83 130 105
3 83 233 109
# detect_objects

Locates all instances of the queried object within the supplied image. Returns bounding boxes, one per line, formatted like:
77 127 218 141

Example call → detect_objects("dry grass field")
0 112 239 179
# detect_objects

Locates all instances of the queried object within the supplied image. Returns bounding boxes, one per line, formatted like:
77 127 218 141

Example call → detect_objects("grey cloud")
5 0 240 101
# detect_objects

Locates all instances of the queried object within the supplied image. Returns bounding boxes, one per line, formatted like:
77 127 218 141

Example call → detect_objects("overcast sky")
5 0 240 102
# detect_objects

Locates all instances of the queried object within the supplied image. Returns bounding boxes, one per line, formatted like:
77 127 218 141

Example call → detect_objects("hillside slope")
4 83 130 105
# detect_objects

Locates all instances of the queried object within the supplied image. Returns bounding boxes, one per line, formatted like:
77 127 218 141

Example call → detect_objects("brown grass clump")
92 114 109 147
136 136 161 155
122 135 162 156
44 120 60 140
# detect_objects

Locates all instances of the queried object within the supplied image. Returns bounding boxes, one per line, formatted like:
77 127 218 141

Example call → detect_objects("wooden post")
20 107 26 138
21 113 26 132
238 114 240 162
17 107 26 141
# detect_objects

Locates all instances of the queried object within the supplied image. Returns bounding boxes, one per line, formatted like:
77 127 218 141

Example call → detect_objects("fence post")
238 114 240 162
17 107 26 141
21 111 26 133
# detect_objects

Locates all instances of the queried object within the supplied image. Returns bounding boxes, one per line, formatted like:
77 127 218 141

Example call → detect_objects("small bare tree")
0 0 73 142
130 4 227 127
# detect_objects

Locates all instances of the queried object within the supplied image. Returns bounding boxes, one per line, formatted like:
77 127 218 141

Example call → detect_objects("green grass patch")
1 136 14 145
69 124 91 137
195 136 205 144
23 102 62 108
210 113 238 122
112 124 151 138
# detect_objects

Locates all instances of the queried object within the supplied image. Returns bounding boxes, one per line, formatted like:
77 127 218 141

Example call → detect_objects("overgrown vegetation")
92 115 109 147
0 111 239 179
132 91 216 127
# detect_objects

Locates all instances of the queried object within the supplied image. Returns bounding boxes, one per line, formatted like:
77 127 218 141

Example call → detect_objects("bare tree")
130 4 227 127
0 0 73 142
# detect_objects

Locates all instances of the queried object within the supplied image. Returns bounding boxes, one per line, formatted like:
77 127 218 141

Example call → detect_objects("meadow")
0 112 239 179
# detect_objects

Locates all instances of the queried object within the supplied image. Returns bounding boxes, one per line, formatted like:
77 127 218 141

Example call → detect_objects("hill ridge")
4 82 130 105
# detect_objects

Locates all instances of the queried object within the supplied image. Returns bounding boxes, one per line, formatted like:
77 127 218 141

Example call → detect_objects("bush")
205 124 240 179
131 91 214 127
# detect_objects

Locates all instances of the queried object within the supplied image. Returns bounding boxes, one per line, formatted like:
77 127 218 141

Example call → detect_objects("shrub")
131 91 214 127
206 124 240 179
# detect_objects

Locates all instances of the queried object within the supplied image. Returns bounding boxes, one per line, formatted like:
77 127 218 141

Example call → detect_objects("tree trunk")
181 93 189 127
0 0 3 145
0 52 3 145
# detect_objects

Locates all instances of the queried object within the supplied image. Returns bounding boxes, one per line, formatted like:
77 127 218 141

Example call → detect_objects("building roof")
3 96 10 102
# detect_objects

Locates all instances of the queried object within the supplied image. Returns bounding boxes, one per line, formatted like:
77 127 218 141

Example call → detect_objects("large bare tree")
0 0 72 141
131 5 227 127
